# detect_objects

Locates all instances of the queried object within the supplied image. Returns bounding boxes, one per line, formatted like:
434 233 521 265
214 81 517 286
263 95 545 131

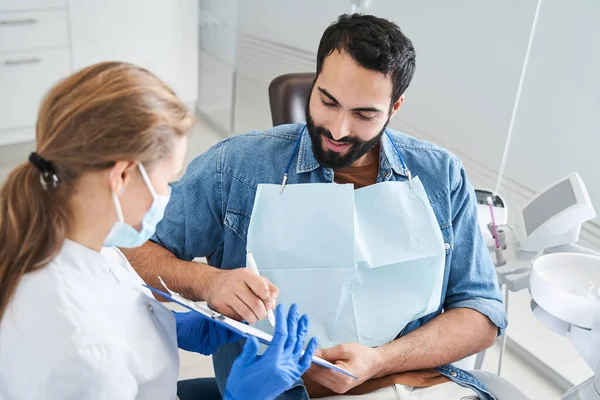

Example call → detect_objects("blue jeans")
177 378 221 400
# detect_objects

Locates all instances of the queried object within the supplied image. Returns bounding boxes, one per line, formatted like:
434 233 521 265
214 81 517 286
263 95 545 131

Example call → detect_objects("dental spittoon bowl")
530 252 600 329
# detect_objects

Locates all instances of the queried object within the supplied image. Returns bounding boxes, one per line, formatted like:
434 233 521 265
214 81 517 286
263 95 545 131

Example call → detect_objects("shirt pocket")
224 208 252 243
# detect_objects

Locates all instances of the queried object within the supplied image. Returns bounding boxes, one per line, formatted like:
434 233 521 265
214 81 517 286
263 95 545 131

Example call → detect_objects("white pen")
246 253 276 327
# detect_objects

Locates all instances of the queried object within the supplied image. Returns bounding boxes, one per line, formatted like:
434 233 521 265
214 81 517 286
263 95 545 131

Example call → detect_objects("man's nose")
329 113 351 141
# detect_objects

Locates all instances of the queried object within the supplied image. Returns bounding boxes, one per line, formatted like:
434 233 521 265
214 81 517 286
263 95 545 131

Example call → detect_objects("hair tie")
28 152 59 190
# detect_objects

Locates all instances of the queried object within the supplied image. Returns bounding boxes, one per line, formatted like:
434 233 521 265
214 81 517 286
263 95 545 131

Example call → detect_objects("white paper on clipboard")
144 277 357 379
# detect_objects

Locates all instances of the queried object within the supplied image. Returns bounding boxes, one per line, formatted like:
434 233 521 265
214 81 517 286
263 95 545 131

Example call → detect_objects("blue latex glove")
224 304 318 400
174 311 241 355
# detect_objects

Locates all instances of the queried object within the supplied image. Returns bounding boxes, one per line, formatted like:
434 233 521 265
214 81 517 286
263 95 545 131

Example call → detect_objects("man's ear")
389 95 405 119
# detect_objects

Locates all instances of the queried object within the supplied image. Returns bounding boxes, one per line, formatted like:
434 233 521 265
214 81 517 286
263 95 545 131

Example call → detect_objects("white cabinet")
0 0 198 147
0 49 71 130
0 0 66 13
0 0 71 146
0 10 69 53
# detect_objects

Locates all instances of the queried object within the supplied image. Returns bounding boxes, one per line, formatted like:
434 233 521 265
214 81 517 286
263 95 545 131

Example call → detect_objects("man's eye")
356 113 374 121
321 99 336 108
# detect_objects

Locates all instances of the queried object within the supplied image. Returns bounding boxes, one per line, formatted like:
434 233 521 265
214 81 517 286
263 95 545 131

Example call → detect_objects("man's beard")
306 103 389 170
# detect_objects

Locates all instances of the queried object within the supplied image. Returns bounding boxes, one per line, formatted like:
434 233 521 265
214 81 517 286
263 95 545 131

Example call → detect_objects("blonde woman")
0 62 316 400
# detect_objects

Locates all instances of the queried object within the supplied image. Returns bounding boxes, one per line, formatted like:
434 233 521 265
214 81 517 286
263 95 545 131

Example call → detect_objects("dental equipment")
488 196 506 267
485 171 600 398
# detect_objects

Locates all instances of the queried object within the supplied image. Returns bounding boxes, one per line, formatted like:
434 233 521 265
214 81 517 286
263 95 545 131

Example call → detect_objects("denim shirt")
152 123 507 400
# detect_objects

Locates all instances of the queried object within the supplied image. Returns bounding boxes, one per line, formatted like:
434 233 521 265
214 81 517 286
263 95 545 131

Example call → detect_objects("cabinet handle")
0 18 38 26
4 58 41 66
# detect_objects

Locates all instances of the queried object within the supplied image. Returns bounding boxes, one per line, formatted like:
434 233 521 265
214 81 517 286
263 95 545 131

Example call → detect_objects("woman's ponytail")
0 158 72 320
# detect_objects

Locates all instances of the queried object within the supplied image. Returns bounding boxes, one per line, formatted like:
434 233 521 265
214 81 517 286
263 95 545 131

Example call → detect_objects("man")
124 14 507 400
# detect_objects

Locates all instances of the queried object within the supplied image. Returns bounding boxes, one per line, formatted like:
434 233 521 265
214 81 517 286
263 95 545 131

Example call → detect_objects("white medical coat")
0 240 179 399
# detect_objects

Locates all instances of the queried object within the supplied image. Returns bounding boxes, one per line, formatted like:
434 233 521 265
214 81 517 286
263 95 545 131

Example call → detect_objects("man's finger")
209 302 243 321
266 278 280 302
306 364 339 390
263 278 279 310
237 283 268 321
244 273 272 302
228 295 259 324
320 344 349 362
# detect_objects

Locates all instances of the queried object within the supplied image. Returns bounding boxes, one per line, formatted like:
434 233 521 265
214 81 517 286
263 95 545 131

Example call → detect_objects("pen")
246 253 276 327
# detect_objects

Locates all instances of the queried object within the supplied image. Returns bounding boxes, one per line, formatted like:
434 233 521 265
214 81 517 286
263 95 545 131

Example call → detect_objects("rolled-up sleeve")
151 143 224 262
444 165 508 336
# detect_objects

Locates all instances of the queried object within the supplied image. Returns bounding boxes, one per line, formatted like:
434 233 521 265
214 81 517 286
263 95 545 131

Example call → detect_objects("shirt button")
450 371 457 377
444 243 451 250
146 304 154 313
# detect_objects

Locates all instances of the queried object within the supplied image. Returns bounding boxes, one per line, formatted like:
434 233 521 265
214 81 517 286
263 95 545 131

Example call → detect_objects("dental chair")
268 73 529 400
269 73 315 126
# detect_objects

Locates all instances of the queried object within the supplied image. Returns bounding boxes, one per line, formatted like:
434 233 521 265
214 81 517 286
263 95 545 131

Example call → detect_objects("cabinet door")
0 48 70 132
0 0 66 13
0 10 69 53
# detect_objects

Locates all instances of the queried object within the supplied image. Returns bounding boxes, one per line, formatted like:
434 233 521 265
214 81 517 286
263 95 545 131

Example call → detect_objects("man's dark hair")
316 14 416 104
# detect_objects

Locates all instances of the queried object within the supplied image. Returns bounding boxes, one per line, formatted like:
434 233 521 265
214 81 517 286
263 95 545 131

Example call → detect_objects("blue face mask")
103 163 170 248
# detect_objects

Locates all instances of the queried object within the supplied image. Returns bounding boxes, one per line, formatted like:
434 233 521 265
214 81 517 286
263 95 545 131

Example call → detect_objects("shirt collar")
295 126 408 177
380 132 409 176
58 239 111 277
296 127 320 174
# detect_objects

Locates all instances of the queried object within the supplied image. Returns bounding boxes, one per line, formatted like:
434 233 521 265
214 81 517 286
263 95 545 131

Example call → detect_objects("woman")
0 62 317 400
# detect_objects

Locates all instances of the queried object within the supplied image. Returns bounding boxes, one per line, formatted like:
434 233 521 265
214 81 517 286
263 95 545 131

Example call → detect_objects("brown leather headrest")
268 73 315 126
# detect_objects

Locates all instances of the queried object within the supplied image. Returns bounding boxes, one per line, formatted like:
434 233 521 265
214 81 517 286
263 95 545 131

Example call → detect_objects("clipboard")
143 277 357 379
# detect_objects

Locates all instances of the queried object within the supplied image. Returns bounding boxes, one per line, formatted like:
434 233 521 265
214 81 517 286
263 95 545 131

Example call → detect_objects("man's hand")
305 342 383 394
206 268 279 324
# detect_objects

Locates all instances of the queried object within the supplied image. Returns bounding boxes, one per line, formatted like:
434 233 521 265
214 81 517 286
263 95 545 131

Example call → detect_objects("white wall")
237 0 350 54
372 1 538 177
196 0 237 132
68 0 198 106
503 0 600 211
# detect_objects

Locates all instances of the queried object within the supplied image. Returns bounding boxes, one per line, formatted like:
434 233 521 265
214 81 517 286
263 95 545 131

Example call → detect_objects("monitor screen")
523 179 577 236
